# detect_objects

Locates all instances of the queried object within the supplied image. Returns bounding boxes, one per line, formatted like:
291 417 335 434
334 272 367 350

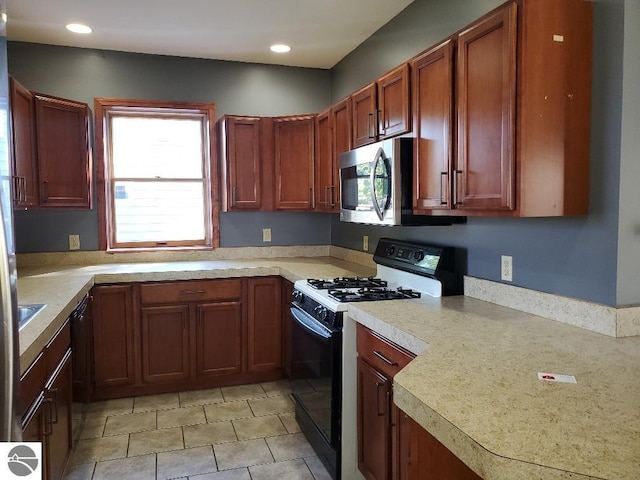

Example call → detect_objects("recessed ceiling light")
66 23 92 34
270 44 291 53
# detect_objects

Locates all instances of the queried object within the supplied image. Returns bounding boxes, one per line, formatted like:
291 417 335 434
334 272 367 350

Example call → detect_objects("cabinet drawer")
140 279 243 305
45 320 71 377
357 323 415 377
19 352 46 417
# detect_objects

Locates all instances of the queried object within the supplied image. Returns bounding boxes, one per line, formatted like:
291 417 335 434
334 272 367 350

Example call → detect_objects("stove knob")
414 250 425 261
292 290 303 302
315 306 328 321
386 245 396 256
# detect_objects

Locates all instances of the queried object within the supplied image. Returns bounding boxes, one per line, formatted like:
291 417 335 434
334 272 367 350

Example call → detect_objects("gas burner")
327 286 421 303
307 276 388 290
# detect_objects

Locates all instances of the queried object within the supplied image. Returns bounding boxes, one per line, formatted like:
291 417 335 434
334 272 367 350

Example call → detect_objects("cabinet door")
330 98 351 211
45 350 73 480
22 393 50 480
247 277 282 373
377 63 411 139
93 285 136 388
34 94 91 208
141 305 191 383
314 108 335 211
195 301 243 377
351 83 377 148
406 415 483 480
9 77 39 208
456 4 517 210
274 115 315 210
412 41 454 211
357 357 392 480
220 116 263 210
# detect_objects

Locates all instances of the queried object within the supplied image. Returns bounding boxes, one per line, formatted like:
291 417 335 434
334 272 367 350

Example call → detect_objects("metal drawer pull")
373 350 398 367
180 289 206 294
42 397 54 436
47 388 59 424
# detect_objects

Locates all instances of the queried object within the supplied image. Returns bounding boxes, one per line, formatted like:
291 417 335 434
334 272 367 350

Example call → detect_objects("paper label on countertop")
538 372 577 384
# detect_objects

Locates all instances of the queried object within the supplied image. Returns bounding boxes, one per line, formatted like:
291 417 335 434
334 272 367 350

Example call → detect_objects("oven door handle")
290 306 333 342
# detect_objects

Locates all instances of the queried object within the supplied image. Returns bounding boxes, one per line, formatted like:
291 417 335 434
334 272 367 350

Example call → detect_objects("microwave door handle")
370 151 385 221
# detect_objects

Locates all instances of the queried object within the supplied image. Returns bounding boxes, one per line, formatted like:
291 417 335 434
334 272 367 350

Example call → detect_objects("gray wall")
330 0 628 307
8 42 333 252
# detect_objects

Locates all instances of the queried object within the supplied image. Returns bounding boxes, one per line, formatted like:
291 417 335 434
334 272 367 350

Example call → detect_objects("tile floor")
63 380 332 480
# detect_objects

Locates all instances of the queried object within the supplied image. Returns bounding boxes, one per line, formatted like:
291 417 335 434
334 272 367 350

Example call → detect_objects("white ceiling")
6 0 414 69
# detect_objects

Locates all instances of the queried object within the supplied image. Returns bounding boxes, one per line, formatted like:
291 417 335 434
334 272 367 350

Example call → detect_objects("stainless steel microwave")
339 138 465 226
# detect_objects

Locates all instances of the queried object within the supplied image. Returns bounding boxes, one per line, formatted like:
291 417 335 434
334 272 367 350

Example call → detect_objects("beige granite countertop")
347 296 640 480
17 256 374 374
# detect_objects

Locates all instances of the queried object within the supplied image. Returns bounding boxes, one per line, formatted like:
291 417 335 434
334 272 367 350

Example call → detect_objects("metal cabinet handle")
231 186 237 206
373 350 399 367
46 387 59 424
42 397 54 436
452 169 463 206
368 113 375 139
329 185 336 207
308 188 313 207
180 289 206 295
376 109 381 136
440 172 448 205
42 181 49 202
21 177 27 202
12 176 19 202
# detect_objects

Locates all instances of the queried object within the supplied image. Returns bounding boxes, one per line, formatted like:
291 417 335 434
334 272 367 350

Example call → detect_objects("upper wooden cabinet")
219 115 274 211
274 114 315 210
314 108 335 211
351 63 411 148
34 93 92 208
8 77 39 209
413 0 592 217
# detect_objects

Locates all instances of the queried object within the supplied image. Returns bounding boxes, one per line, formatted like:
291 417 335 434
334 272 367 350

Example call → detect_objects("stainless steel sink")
18 304 46 331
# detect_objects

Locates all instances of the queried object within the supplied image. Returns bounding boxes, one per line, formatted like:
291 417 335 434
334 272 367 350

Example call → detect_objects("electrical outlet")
363 235 369 251
69 234 80 251
262 228 272 242
501 255 513 281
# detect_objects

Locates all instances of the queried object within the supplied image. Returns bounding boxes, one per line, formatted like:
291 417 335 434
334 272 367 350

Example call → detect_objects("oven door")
290 305 341 449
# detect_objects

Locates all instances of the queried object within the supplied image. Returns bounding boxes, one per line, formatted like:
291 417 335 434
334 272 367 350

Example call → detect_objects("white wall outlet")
262 228 272 242
363 235 369 251
69 234 80 251
501 255 513 281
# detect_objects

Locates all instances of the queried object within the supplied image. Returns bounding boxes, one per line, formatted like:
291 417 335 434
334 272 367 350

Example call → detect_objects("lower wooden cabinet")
20 322 73 480
247 277 282 372
89 277 284 400
141 304 191 383
401 413 483 480
196 301 243 377
356 324 415 480
92 284 136 388
281 279 294 377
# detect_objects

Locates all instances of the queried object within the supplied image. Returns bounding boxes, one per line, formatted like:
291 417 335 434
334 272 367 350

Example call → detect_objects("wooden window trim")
94 98 219 251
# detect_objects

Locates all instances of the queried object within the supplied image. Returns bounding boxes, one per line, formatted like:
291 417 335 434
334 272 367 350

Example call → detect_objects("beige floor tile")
103 411 156 436
261 379 314 397
266 433 316 461
69 435 129 465
128 426 184 456
304 456 332 480
189 468 251 480
78 416 107 439
183 421 237 448
157 405 206 429
179 387 224 407
84 398 134 418
214 438 274 470
204 400 253 423
278 413 301 434
93 454 156 480
157 445 217 479
133 392 180 412
62 462 95 480
249 458 314 480
232 415 287 440
248 395 295 416
221 383 266 401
